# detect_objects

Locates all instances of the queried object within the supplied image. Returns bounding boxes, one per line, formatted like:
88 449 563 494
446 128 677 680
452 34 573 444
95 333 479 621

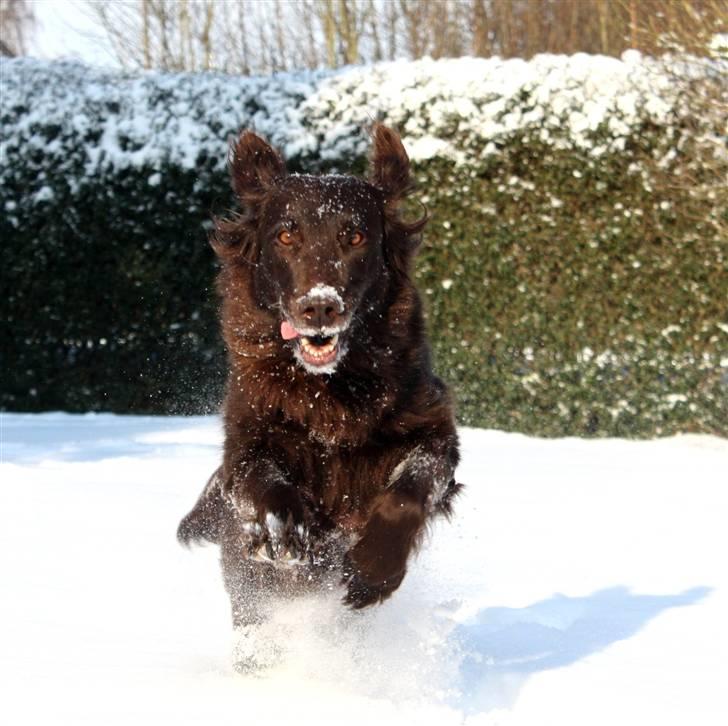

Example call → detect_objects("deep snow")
1 413 726 724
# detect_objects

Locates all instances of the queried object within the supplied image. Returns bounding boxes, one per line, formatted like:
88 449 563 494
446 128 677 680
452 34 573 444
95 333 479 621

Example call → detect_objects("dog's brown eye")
350 231 365 247
277 230 294 246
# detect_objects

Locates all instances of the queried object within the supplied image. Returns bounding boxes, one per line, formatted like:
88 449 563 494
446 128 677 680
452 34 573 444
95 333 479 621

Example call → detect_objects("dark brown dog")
177 125 461 662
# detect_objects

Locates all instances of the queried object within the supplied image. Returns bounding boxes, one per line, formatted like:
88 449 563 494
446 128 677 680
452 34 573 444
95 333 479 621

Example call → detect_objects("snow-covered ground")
1 413 726 725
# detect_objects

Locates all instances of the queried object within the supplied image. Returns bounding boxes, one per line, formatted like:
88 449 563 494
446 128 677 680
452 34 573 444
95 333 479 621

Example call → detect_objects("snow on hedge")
0 58 327 191
2 51 723 199
298 51 688 162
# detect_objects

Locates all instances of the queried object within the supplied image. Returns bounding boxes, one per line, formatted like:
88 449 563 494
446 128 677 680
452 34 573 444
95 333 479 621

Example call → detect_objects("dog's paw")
252 485 311 564
340 491 424 608
259 513 311 564
341 552 406 609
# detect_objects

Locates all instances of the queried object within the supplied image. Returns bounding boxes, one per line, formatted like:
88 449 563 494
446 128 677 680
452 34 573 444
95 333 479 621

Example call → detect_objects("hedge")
1 55 726 436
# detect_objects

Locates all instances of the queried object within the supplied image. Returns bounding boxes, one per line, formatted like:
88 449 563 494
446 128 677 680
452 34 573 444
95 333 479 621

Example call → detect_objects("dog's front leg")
342 442 460 608
226 456 309 561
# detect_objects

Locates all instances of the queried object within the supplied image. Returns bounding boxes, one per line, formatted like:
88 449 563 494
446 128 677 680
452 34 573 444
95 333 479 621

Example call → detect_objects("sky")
27 0 118 67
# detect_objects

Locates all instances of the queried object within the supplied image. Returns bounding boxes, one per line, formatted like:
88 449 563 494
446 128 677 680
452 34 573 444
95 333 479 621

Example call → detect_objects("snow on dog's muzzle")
281 285 351 373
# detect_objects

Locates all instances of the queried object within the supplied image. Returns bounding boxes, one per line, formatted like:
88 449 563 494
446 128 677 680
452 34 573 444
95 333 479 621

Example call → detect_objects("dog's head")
214 124 425 374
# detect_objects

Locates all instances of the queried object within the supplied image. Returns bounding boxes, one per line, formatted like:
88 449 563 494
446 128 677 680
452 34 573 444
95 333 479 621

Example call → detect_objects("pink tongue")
280 321 300 340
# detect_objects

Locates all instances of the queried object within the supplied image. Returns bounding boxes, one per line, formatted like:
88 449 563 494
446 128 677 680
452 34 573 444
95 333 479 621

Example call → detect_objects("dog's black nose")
299 299 342 328
294 290 345 330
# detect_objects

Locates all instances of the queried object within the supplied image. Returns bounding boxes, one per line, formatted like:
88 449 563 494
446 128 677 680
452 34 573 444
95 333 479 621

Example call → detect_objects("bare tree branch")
81 0 727 75
0 0 35 56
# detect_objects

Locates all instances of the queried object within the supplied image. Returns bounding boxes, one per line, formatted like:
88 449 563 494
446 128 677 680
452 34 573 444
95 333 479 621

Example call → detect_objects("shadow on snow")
0 412 220 463
451 585 711 712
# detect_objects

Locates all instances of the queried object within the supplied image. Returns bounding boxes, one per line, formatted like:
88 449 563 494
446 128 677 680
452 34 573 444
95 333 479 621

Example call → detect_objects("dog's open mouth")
298 333 339 367
281 320 345 372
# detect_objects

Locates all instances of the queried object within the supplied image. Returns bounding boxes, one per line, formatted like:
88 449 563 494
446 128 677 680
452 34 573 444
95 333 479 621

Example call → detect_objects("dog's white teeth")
300 334 339 360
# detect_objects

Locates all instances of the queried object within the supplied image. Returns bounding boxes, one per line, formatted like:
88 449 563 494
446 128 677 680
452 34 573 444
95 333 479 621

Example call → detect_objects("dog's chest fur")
224 354 411 523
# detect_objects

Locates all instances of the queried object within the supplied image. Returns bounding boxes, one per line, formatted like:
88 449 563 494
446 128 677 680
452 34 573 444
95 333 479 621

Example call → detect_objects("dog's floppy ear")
229 130 287 204
369 124 414 203
369 124 426 276
211 131 285 262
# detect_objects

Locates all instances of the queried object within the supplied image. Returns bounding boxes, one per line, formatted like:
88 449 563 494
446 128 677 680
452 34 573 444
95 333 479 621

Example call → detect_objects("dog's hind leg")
221 537 290 673
177 467 226 546
225 562 274 673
